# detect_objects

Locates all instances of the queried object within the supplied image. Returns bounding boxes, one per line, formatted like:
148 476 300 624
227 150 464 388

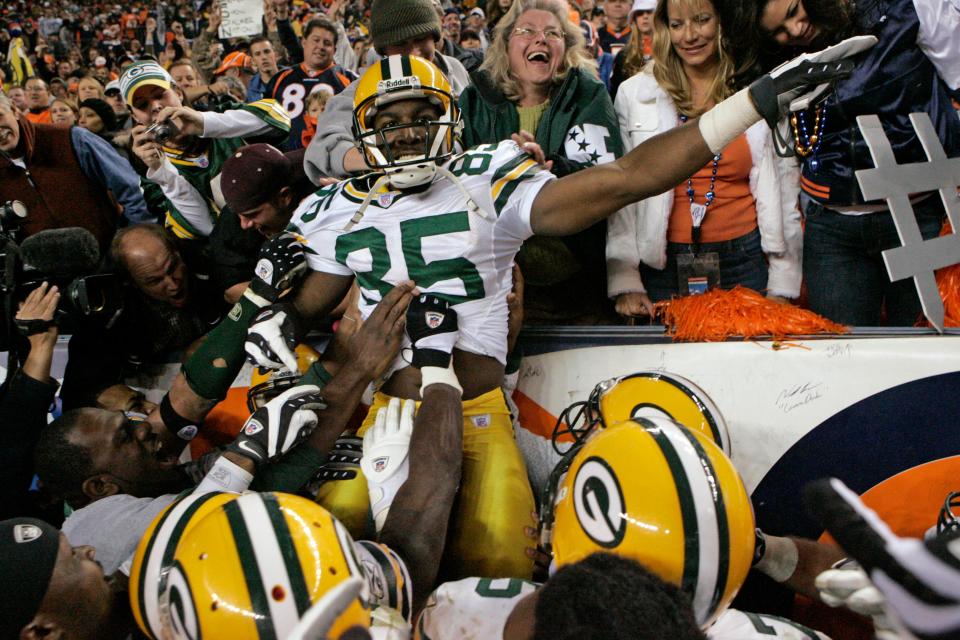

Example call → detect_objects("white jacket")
606 67 803 299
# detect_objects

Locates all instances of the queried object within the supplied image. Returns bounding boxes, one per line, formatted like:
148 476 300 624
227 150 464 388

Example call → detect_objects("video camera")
0 201 123 352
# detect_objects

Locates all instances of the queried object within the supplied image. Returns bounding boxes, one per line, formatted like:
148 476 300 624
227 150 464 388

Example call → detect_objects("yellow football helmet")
130 492 371 639
352 54 461 189
548 417 755 628
247 344 321 412
594 372 731 455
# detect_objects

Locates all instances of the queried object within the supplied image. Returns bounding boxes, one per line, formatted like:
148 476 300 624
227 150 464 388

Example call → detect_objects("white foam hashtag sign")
855 113 960 332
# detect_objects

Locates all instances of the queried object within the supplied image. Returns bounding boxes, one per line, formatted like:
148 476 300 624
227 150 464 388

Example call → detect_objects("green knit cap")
370 0 442 54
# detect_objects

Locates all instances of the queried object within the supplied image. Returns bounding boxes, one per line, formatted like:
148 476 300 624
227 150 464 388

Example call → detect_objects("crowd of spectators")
0 0 958 636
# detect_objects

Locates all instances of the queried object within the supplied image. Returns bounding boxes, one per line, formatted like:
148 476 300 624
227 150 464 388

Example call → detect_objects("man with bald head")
59 224 228 412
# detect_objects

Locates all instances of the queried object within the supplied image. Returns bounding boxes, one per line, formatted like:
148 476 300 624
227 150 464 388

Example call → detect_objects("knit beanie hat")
80 98 118 132
0 518 61 638
370 0 442 55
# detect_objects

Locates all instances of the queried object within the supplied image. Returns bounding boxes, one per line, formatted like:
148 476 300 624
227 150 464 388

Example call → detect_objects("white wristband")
755 535 799 583
420 364 463 397
242 288 272 308
698 88 762 155
194 456 255 495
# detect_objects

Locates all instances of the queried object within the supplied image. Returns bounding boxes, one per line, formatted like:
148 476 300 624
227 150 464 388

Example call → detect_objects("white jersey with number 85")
290 140 554 364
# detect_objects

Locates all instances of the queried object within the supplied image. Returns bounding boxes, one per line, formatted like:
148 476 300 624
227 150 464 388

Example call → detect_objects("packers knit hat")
118 59 174 106
221 143 295 214
0 518 61 638
370 0 441 55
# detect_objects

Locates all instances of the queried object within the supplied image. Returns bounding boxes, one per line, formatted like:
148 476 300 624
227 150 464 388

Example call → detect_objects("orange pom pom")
654 286 848 342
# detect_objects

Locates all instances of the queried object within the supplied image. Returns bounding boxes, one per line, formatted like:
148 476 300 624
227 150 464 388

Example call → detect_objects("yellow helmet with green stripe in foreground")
130 491 370 639
551 417 755 628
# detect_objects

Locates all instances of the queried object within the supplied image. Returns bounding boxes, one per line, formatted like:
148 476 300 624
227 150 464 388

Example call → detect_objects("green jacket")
459 67 623 178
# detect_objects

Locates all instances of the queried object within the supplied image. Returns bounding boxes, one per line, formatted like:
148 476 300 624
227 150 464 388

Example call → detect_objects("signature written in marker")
776 382 824 413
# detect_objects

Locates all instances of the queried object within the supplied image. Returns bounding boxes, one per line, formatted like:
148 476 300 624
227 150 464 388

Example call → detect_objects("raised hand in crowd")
15 282 60 383
263 0 278 31
205 0 222 34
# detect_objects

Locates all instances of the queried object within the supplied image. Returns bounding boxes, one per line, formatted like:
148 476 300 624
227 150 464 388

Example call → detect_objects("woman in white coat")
606 0 802 318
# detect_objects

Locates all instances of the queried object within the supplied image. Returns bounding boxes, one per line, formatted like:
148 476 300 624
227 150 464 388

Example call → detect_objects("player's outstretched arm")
530 55 859 237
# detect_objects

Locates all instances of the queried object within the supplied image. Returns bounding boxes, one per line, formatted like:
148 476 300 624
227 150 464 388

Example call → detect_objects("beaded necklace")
680 114 721 249
790 105 827 171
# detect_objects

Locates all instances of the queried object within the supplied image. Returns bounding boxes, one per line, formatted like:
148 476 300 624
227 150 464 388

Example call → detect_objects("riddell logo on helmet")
378 76 421 93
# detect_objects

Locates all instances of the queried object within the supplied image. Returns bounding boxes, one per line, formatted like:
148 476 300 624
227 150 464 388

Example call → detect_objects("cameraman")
0 282 59 520
121 60 291 241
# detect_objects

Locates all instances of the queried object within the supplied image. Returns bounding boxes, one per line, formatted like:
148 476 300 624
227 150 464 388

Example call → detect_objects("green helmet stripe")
224 500 277 640
137 491 220 635
262 493 312 616
647 425 701 601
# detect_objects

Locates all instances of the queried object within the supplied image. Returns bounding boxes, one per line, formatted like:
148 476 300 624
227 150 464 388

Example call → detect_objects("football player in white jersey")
245 51 858 580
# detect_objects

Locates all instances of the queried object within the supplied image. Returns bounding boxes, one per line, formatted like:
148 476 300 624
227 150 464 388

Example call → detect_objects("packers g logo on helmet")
551 417 755 628
352 55 461 189
131 491 371 639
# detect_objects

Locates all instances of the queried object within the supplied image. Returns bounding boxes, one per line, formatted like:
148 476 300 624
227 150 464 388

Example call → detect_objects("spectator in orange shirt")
23 77 52 124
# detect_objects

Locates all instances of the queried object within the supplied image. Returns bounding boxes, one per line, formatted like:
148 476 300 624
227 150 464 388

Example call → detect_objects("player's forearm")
532 88 762 237
304 362 370 456
755 534 845 600
379 384 463 613
532 122 714 236
292 270 350 324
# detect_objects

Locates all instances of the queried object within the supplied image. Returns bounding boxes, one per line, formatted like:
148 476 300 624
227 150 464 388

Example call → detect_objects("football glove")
406 294 458 369
806 477 960 640
226 384 325 465
246 231 308 305
361 397 415 534
245 302 303 373
748 35 876 130
313 434 363 483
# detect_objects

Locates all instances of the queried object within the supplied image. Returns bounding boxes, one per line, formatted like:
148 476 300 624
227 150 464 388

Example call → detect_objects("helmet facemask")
352 68 462 190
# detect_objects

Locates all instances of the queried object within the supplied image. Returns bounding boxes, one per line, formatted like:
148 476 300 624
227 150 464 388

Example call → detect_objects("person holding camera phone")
121 60 292 241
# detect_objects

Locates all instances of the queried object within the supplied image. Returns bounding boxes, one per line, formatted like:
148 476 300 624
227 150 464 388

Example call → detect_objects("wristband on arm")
160 393 200 441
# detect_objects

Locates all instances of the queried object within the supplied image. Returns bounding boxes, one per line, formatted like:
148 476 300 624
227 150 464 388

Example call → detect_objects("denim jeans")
803 196 945 326
639 228 768 303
